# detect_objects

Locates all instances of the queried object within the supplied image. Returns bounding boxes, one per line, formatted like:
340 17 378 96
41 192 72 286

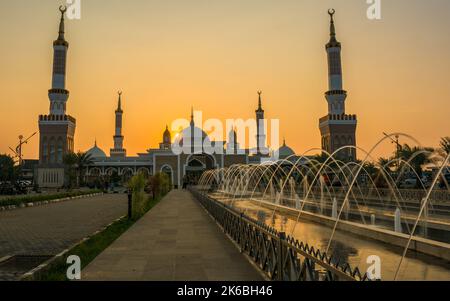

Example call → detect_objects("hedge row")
0 190 102 207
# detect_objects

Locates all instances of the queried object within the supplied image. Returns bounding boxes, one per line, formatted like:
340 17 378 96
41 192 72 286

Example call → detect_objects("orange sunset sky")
0 0 449 160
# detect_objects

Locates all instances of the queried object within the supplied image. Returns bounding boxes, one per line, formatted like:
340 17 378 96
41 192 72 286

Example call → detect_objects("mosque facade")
35 8 357 189
84 92 269 189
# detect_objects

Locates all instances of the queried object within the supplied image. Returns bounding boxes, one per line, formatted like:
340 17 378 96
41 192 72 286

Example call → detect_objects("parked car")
0 181 30 195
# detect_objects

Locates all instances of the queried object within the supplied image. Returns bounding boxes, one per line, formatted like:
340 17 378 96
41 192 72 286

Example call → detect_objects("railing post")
278 232 286 281
239 213 245 252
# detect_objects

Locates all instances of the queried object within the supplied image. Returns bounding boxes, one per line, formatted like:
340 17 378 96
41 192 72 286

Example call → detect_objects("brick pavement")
0 194 127 258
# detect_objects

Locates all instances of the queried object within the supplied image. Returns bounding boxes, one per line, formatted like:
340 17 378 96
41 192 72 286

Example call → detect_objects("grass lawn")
32 193 166 281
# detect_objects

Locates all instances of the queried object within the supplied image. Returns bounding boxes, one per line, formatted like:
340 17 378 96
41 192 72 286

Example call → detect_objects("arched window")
42 137 48 163
57 138 63 163
334 135 341 149
49 138 56 163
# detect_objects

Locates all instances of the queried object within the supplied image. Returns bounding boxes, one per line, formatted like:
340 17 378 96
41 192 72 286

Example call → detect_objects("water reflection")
224 197 450 280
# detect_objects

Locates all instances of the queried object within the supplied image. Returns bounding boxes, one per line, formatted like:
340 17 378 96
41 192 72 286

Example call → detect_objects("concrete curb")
0 193 103 212
20 215 126 281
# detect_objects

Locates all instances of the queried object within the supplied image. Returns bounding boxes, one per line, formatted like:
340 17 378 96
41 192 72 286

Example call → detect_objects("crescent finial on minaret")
326 9 340 48
328 9 336 35
328 9 335 19
59 5 67 14
57 6 67 41
257 91 263 110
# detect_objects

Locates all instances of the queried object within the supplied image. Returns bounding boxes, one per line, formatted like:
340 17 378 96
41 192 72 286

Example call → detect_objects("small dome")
274 140 295 159
87 142 107 158
163 126 171 144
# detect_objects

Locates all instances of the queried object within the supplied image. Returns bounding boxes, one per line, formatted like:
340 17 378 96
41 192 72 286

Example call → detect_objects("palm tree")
75 152 94 187
377 157 392 172
63 152 94 188
398 144 435 179
63 152 78 189
0 154 17 182
439 137 450 157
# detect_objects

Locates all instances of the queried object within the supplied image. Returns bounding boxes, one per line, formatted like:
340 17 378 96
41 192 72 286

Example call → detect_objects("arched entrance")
122 168 134 184
184 154 217 186
137 167 151 179
86 167 102 188
161 165 174 188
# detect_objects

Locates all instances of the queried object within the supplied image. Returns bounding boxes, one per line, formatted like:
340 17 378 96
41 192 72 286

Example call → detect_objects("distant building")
319 10 357 162
21 160 39 182
36 7 76 188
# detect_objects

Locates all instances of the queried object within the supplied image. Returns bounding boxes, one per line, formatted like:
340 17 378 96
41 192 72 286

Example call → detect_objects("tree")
398 144 435 180
75 152 94 187
149 172 170 200
439 137 450 157
63 152 78 189
127 173 147 219
377 157 392 172
63 152 94 188
0 154 17 182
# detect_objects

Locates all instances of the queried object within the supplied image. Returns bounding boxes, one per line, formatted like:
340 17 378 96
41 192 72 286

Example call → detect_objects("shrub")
127 173 148 219
149 172 171 200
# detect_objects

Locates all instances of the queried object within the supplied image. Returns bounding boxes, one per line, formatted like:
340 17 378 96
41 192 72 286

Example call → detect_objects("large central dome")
172 109 212 153
174 124 211 149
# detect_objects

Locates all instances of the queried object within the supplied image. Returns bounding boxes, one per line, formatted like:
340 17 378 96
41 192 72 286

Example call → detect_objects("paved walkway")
83 190 263 281
0 194 127 258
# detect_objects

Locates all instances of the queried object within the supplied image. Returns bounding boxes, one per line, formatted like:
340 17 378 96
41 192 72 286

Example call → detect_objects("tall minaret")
110 92 126 158
49 6 70 116
319 9 357 162
325 9 346 115
38 6 76 188
255 91 267 155
227 127 239 154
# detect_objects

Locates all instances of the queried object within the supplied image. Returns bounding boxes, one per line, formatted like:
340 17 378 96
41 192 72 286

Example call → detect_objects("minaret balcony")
326 41 341 50
53 40 69 47
325 90 347 96
319 114 357 124
49 88 69 95
39 114 76 124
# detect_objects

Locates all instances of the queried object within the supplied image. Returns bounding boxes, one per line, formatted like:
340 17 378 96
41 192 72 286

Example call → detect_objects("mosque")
83 95 265 188
35 7 357 189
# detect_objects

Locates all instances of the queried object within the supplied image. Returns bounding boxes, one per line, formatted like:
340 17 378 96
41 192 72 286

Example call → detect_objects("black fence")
189 188 367 281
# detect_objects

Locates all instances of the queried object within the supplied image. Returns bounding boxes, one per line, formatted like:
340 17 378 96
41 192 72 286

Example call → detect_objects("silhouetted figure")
182 175 188 189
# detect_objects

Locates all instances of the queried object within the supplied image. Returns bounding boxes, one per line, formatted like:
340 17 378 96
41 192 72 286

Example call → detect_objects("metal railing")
190 188 367 281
